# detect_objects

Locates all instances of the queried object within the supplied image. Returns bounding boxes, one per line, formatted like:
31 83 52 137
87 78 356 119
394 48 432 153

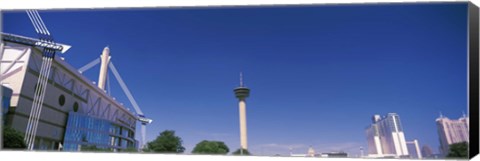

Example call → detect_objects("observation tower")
234 72 250 151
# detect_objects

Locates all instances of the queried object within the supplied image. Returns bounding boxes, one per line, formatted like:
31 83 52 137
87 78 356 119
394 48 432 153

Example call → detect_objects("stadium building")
1 33 138 151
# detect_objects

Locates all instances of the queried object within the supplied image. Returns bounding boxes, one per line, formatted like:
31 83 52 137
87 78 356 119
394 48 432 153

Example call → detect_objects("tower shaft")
239 99 248 150
98 47 110 90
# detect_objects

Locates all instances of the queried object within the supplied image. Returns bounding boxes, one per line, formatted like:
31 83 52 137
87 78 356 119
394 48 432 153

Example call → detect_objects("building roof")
1 32 71 53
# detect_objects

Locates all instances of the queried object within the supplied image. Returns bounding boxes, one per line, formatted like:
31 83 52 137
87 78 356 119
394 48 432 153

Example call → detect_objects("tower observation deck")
234 72 250 99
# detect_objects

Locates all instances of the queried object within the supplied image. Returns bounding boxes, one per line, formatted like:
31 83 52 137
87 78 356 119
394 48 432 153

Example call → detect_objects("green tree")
144 130 185 153
232 148 251 155
446 142 468 158
192 140 229 154
2 126 26 149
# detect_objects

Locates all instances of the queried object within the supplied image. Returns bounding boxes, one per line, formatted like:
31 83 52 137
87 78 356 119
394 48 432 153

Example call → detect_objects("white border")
0 0 471 10
0 151 464 161
0 0 478 161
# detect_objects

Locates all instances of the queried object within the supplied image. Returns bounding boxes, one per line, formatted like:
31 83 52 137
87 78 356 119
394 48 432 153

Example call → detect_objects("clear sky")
3 2 469 156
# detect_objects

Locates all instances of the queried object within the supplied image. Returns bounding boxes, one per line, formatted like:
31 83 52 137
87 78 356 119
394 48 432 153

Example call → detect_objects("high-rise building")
365 113 409 158
406 139 422 159
366 115 383 156
436 114 469 155
421 145 433 158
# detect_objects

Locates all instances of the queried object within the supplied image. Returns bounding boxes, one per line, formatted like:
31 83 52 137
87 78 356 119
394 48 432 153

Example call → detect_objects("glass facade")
63 111 136 151
384 114 403 132
393 115 403 132
2 95 9 116
2 86 12 124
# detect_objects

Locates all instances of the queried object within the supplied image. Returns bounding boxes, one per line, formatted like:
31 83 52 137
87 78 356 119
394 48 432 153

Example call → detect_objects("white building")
289 146 317 157
406 139 422 159
421 145 434 158
436 114 469 156
1 33 138 151
365 113 409 158
366 115 383 155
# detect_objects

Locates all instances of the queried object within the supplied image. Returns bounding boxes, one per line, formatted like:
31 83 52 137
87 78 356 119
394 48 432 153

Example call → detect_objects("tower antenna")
240 72 244 87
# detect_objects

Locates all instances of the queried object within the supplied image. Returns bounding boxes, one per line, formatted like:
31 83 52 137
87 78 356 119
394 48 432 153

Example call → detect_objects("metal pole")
0 41 4 150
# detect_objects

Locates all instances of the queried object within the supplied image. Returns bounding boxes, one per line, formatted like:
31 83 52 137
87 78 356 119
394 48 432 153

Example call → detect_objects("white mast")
98 46 111 90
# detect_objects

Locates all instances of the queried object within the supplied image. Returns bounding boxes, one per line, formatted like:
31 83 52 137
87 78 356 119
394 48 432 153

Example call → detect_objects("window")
63 112 118 151
73 102 79 112
59 95 66 106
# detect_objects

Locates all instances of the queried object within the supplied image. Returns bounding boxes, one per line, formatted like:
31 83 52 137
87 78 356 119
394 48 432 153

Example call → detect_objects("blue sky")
3 3 469 156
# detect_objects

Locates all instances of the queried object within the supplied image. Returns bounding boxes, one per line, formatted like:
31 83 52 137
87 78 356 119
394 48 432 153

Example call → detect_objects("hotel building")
365 113 409 158
436 114 469 156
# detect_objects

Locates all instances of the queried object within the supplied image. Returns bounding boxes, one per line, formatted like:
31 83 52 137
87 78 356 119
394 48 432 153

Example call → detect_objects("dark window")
73 102 79 112
59 95 66 106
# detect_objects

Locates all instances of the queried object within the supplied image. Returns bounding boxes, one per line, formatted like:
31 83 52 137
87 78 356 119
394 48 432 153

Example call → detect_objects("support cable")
107 71 112 97
109 62 152 149
24 56 48 149
78 57 100 73
24 9 57 150
108 62 143 115
30 54 54 148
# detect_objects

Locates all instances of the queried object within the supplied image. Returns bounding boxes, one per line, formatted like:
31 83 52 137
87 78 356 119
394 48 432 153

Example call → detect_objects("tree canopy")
232 148 251 155
144 130 185 153
447 142 468 158
2 126 26 149
192 140 229 155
